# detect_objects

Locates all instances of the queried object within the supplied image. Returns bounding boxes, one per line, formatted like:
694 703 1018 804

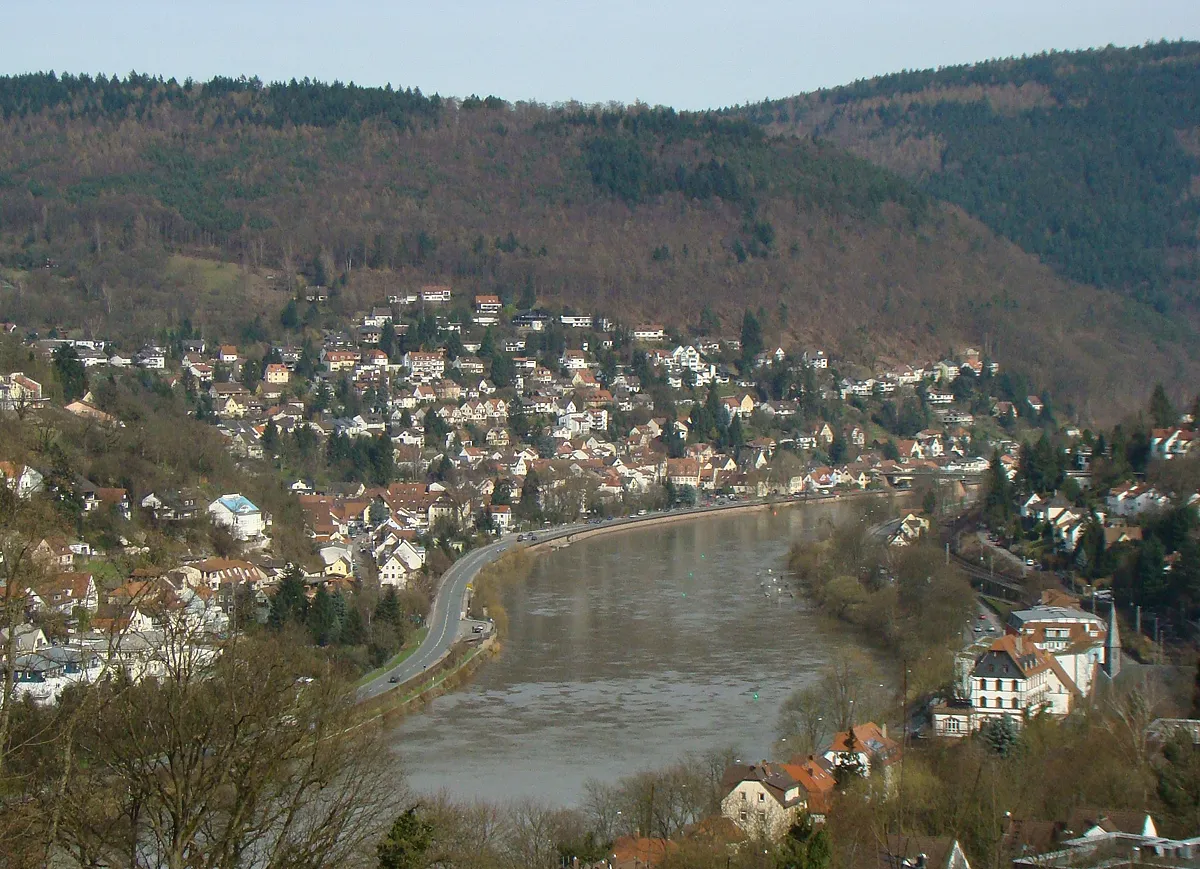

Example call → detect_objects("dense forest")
735 41 1200 315
0 71 1196 416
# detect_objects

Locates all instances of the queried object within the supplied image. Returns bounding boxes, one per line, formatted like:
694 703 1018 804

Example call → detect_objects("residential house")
852 836 972 869
378 540 426 588
35 572 99 616
322 349 359 372
932 634 1082 737
403 351 446 382
0 372 45 411
720 762 812 840
190 557 269 592
1150 427 1197 461
0 462 44 499
252 364 288 391
207 494 266 540
487 504 513 533
474 294 502 314
632 325 665 342
420 285 452 304
64 400 119 425
889 513 930 546
1005 605 1108 697
665 458 701 490
1106 482 1171 517
823 722 902 783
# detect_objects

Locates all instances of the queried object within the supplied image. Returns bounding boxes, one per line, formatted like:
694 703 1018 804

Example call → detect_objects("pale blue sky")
4 1 1200 109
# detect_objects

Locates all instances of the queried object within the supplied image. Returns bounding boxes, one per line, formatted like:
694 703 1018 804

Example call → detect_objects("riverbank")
786 504 977 698
366 487 953 709
386 500 887 804
357 634 501 723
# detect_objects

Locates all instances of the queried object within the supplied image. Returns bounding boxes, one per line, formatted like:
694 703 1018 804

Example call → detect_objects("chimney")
881 723 888 739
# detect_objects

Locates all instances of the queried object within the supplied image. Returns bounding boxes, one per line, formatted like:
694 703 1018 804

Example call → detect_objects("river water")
389 501 865 805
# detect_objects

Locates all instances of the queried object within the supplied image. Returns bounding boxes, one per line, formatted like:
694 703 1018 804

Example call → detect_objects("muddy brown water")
389 501 871 805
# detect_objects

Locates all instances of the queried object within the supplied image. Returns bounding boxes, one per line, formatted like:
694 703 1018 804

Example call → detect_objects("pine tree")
740 308 763 365
1149 382 1177 428
980 714 1021 757
376 807 433 869
776 814 832 869
268 568 309 630
375 585 403 629
52 344 88 403
341 606 367 646
262 419 279 452
307 586 339 646
279 298 300 329
982 450 1011 527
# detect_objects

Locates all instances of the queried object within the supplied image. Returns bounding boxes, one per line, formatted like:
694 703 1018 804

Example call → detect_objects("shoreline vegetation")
786 500 976 701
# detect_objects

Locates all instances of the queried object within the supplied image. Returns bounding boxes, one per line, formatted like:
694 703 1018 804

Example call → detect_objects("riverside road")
354 496 838 703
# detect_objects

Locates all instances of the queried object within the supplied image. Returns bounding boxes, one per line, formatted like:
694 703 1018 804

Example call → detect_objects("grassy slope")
0 83 1194 418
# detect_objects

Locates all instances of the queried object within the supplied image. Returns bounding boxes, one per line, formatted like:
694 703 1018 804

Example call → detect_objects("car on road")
516 533 526 541
973 625 983 633
388 675 401 683
1025 558 1037 567
977 613 987 620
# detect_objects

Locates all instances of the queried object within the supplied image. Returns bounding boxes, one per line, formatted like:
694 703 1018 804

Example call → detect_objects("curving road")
355 494 856 703
356 521 588 702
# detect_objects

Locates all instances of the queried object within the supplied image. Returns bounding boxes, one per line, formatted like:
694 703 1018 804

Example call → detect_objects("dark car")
388 675 401 683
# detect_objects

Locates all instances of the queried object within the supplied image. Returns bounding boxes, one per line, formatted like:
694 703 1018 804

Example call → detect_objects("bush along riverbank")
467 548 535 638
787 502 975 698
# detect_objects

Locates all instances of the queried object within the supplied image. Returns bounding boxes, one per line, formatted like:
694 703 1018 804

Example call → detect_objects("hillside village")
1 281 1199 700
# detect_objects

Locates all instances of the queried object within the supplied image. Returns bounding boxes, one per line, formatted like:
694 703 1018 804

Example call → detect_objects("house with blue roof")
207 493 265 541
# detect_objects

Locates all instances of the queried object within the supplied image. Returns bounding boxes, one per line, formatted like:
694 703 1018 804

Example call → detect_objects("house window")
740 811 747 822
1012 698 1019 709
759 793 765 802
1012 680 1019 691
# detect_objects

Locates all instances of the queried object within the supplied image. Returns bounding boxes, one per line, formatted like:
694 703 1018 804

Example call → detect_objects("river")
389 501 867 806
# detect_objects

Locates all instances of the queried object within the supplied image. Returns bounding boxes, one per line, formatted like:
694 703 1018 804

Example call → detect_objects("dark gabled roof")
720 762 806 807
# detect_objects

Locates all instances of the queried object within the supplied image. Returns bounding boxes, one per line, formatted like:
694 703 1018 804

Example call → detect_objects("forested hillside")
0 72 1195 416
735 41 1200 315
